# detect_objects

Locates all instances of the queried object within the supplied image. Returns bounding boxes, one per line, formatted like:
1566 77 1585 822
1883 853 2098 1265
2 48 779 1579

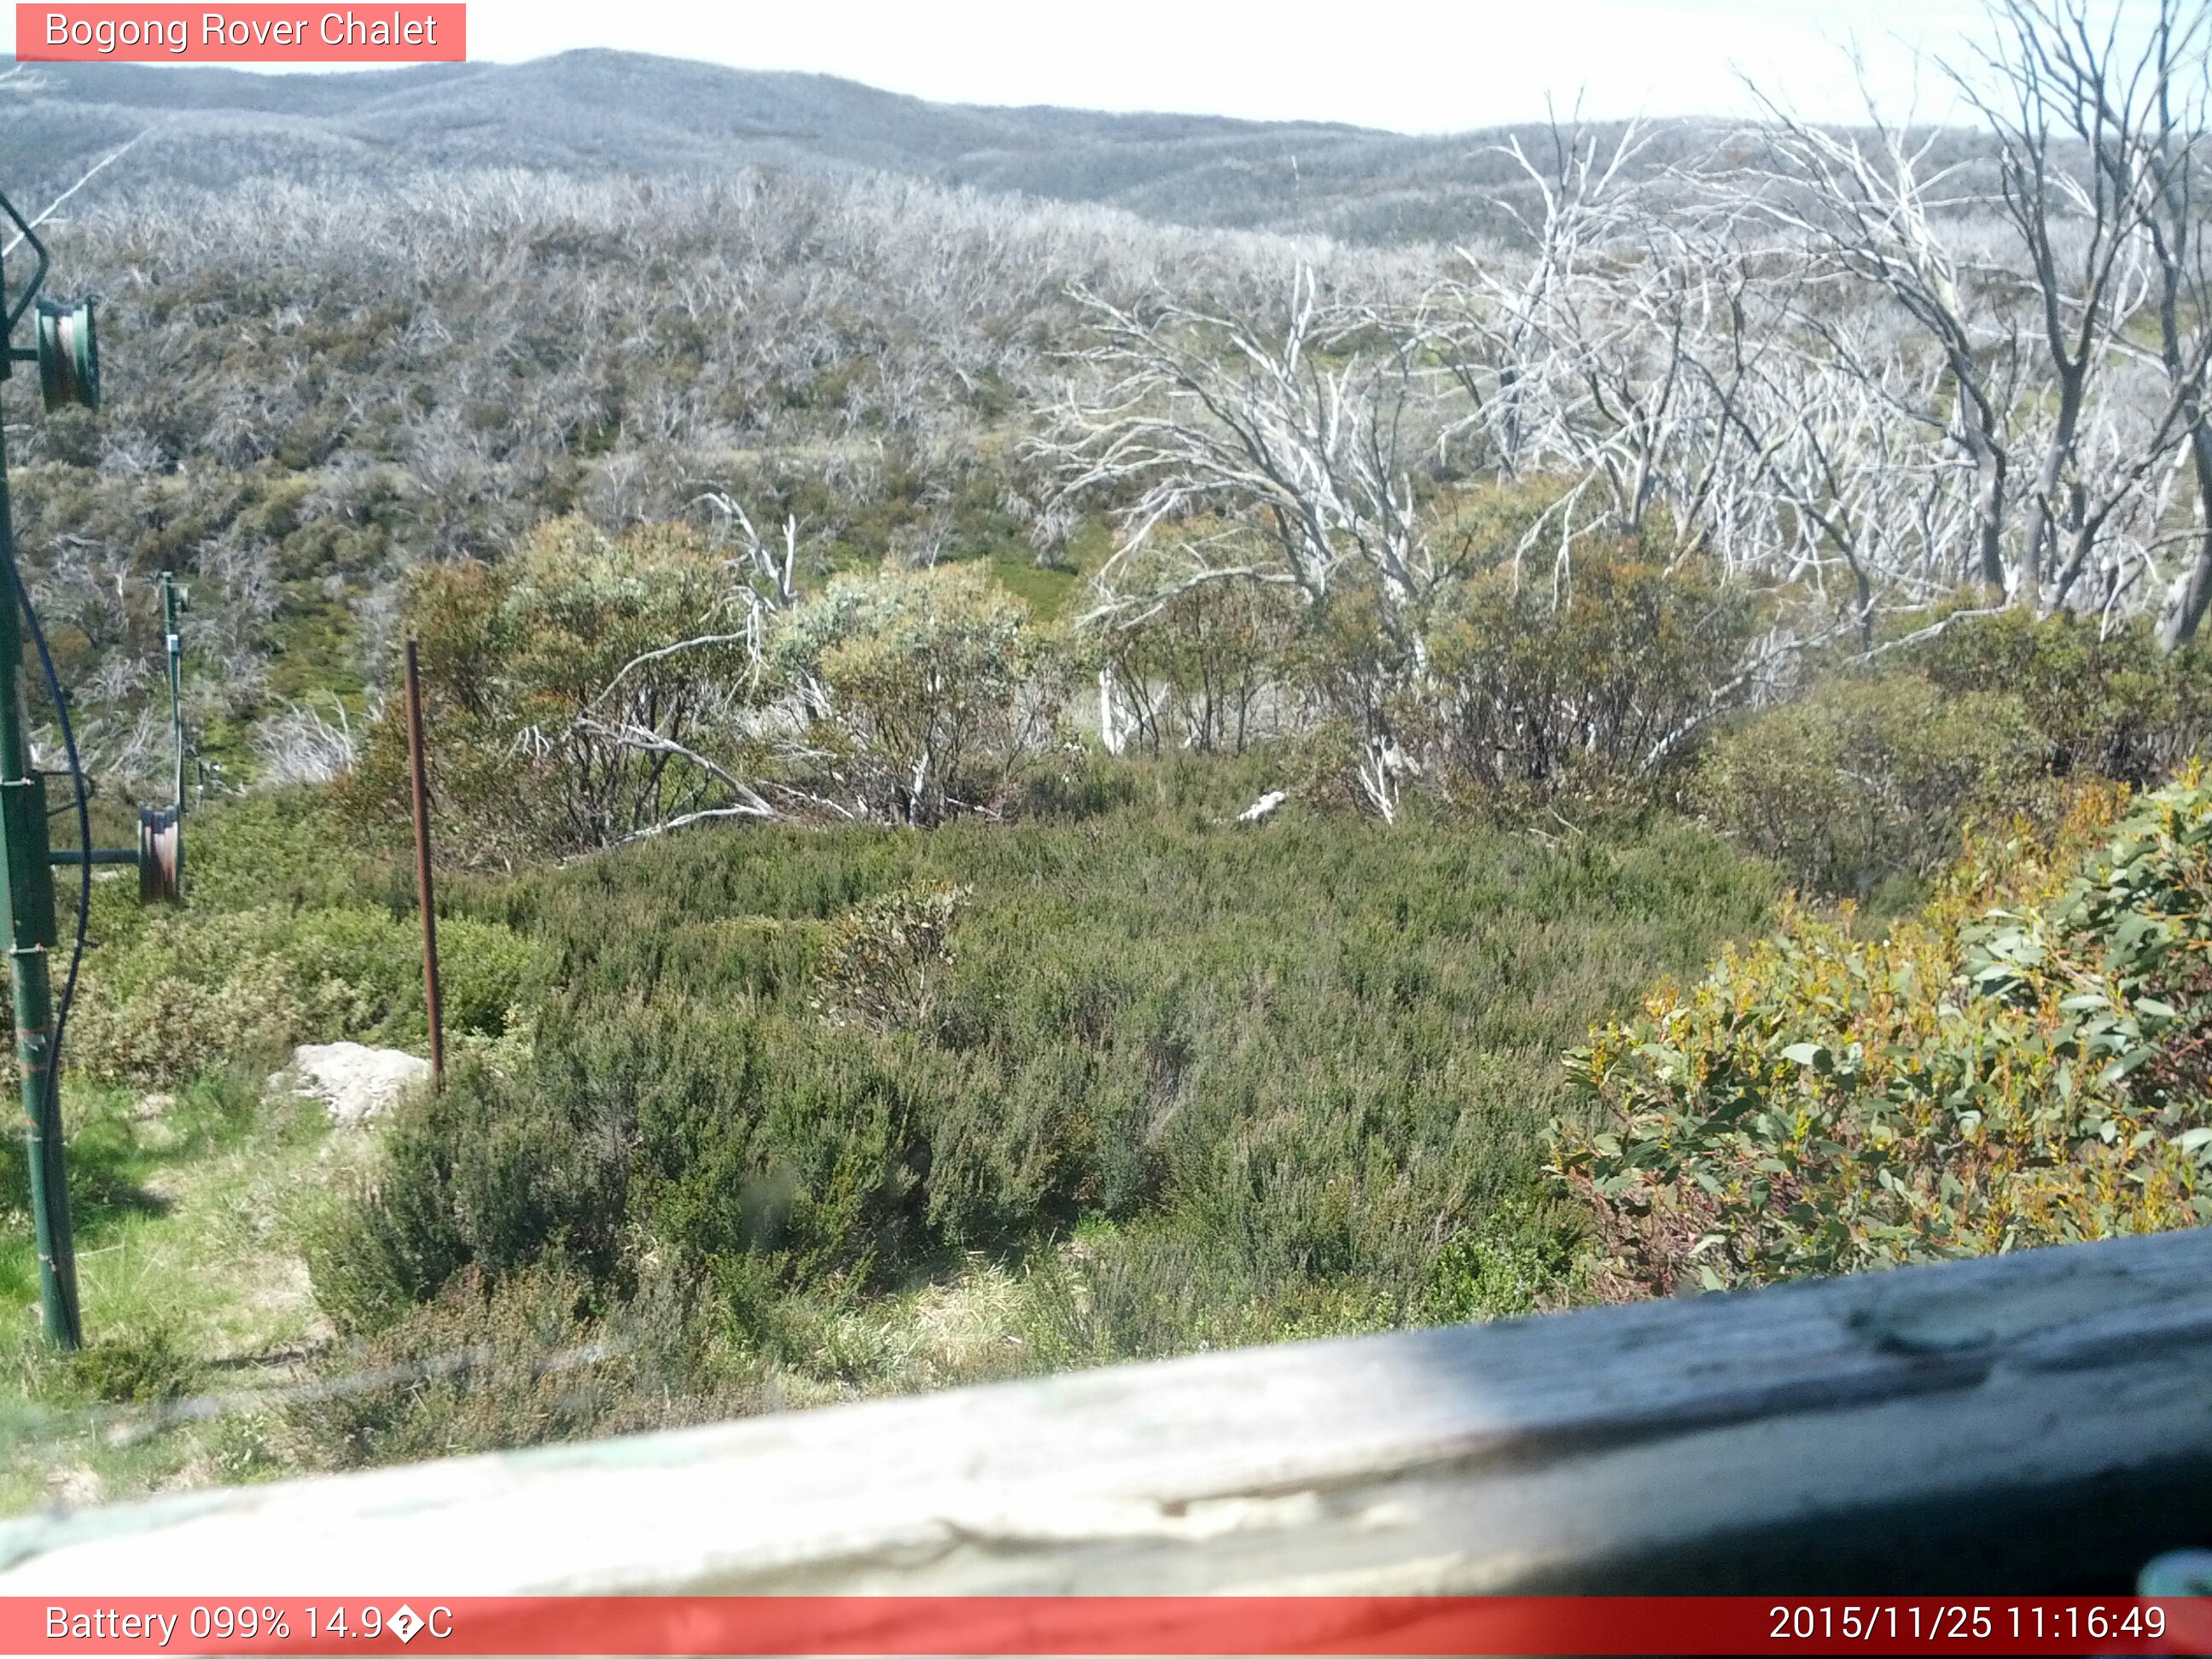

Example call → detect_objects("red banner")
16 5 464 62
2 1597 2207 1656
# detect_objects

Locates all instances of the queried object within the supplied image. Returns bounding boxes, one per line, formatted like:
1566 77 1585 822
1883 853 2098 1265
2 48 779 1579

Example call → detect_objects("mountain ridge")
2 48 1671 244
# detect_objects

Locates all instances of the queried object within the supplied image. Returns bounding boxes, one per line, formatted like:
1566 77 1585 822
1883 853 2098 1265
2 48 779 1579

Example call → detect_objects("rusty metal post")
404 638 444 1090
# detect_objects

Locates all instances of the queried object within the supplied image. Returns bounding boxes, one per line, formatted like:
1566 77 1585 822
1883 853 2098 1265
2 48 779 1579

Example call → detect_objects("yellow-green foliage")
775 563 1066 824
1553 776 2212 1299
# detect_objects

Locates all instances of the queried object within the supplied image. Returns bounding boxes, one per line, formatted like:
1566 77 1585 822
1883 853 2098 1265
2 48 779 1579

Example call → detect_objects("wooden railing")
5 1227 2212 1595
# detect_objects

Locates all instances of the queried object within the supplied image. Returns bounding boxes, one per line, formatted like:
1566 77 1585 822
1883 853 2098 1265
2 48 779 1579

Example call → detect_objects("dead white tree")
1051 271 1453 621
1440 118 1657 483
253 696 364 787
1726 4 2212 643
2090 0 2212 648
1947 0 2177 614
1744 75 2029 602
1043 268 1461 818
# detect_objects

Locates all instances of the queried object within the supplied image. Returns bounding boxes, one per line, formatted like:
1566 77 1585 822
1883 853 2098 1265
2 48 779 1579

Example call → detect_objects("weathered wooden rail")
4 1228 2212 1595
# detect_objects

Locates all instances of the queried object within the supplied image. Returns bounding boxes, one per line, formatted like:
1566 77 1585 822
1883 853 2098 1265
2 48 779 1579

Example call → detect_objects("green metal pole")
0 409 79 1349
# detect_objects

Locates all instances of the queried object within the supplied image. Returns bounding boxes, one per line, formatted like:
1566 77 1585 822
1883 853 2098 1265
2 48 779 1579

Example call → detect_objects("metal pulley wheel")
138 805 180 904
35 297 98 413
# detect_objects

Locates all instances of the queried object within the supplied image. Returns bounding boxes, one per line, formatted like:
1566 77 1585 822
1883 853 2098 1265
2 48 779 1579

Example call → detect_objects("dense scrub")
0 793 535 1086
297 773 1770 1458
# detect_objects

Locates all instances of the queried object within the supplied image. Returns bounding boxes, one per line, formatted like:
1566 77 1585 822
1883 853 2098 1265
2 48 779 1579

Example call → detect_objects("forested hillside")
9 0 2212 1511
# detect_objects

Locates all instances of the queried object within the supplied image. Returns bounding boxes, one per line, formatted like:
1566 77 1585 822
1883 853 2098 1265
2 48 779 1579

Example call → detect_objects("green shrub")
37 795 536 1088
307 1051 629 1335
339 518 769 864
1419 537 1765 799
61 1327 200 1405
63 904 535 1087
1552 776 2212 1300
313 806 1775 1381
813 882 969 1030
1694 674 2046 900
1012 749 1144 821
423 918 538 1037
311 1001 947 1329
293 1257 751 1469
1016 1223 1350 1361
176 790 408 915
1417 1197 1582 1324
773 563 1067 824
62 899 327 1086
1915 609 2212 785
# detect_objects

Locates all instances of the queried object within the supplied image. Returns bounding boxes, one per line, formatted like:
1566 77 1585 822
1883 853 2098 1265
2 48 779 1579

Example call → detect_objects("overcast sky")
7 1 2047 131
454 0 2001 131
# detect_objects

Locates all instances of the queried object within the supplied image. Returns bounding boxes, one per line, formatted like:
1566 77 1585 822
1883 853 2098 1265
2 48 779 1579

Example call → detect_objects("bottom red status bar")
5 1596 2203 1656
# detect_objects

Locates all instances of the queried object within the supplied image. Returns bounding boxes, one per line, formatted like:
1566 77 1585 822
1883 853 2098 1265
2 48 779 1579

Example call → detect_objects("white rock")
277 1042 433 1126
1234 790 1288 824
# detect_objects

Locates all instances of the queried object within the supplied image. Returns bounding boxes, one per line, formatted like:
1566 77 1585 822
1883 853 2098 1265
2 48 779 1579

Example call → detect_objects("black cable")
2 556 91 1139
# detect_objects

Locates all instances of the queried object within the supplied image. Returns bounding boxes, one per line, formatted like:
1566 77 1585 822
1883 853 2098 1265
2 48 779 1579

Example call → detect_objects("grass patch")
988 556 1081 620
0 1072 361 1513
